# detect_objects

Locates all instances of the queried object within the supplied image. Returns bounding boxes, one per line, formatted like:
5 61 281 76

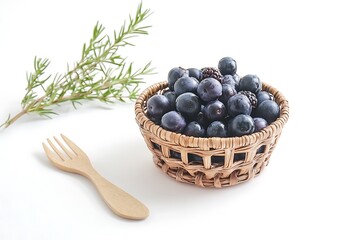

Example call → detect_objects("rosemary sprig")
0 2 154 129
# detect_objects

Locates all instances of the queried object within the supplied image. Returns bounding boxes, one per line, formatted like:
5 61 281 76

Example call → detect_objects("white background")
1 0 359 239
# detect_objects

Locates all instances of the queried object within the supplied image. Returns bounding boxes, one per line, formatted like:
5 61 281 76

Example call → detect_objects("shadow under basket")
135 81 289 188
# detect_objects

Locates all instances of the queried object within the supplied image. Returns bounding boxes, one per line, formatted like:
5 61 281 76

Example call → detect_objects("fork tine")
54 136 75 158
60 134 87 158
42 142 64 165
47 138 70 161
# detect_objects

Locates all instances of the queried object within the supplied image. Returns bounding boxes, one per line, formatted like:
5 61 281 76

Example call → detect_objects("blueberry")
174 76 199 96
227 94 252 117
187 68 202 80
163 91 176 110
203 100 226 121
168 67 188 91
253 117 268 132
233 73 240 90
219 84 237 104
218 57 237 75
221 75 236 88
206 121 227 137
257 91 274 105
228 114 255 137
254 100 280 123
183 121 205 137
175 92 201 119
233 73 240 84
161 111 186 133
196 110 209 128
237 74 262 94
146 95 171 119
148 115 161 125
197 78 222 102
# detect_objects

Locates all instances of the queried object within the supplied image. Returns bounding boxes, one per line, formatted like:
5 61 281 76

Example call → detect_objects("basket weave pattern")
135 81 289 188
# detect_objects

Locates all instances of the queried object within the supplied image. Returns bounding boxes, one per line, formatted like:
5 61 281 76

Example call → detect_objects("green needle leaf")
1 2 155 129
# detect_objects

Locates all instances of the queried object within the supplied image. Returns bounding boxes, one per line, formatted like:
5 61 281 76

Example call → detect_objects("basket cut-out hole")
211 156 225 164
253 163 261 174
152 142 161 150
170 150 181 160
256 145 266 154
188 153 203 165
234 153 245 162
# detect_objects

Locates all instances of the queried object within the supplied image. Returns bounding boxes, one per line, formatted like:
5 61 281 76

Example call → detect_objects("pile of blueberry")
146 57 280 138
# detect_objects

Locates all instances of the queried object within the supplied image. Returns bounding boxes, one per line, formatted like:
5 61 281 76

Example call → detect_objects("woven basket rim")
135 81 289 149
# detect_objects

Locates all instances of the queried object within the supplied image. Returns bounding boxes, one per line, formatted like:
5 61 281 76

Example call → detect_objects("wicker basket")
135 81 289 188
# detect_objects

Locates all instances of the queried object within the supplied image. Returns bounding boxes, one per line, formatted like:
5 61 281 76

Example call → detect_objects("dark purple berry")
227 94 252 117
175 92 201 120
233 74 240 85
257 91 274 105
221 75 236 87
196 110 209 128
161 111 186 133
201 67 222 82
197 78 222 102
239 91 257 108
183 121 205 137
187 68 202 80
163 91 176 110
148 116 161 125
254 100 280 123
219 84 237 104
174 76 199 96
253 117 268 132
146 95 171 119
233 74 240 90
228 114 255 137
206 121 227 137
203 100 226 121
237 74 262 94
168 67 188 91
218 57 237 75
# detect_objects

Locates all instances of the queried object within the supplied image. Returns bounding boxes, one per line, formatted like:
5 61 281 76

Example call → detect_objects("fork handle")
84 168 149 220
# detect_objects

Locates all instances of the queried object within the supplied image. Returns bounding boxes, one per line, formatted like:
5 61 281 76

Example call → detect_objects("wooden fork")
42 134 149 220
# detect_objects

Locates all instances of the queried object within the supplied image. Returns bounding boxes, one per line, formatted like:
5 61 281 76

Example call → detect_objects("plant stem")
0 3 154 130
1 110 27 129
